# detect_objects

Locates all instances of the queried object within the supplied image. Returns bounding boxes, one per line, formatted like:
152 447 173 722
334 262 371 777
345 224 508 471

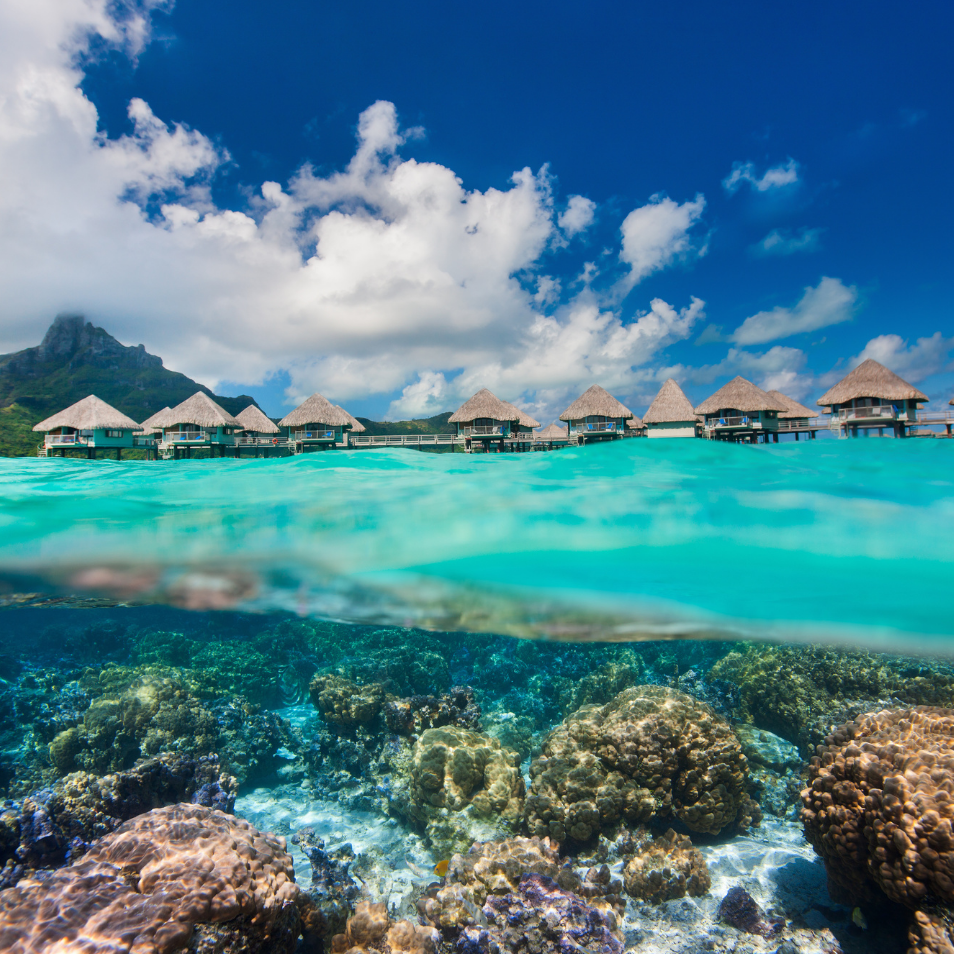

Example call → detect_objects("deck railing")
835 405 899 422
167 431 206 442
350 434 459 446
236 436 288 445
707 416 761 428
295 430 336 440
573 422 617 432
45 435 82 445
464 425 504 436
777 418 819 431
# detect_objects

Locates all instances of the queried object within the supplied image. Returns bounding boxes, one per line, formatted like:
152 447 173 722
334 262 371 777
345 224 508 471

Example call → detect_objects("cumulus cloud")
616 194 706 293
558 195 596 237
723 158 799 195
749 226 824 257
851 332 954 382
731 277 857 346
0 0 712 422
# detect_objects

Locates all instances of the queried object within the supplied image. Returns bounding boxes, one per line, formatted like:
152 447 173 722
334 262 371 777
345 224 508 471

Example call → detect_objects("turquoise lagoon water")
1 438 952 650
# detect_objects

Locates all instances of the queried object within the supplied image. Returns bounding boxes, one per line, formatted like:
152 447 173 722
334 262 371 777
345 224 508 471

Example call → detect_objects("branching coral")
526 685 755 843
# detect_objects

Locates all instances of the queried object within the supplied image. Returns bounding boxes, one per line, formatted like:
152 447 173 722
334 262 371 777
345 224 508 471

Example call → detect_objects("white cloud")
616 194 706 293
0 0 711 423
750 226 824 257
731 277 857 346
852 332 954 382
557 195 596 237
723 158 799 195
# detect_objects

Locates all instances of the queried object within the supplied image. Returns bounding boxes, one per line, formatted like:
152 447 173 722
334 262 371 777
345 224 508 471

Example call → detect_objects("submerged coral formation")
526 685 756 843
621 828 711 904
0 803 301 954
395 726 525 855
331 901 439 954
712 644 954 753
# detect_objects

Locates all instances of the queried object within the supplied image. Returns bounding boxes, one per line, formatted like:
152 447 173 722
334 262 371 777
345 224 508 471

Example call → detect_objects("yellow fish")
433 859 450 877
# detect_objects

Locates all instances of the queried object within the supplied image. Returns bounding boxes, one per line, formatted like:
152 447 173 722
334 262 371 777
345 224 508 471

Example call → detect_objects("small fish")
433 859 450 877
405 856 428 879
852 907 868 930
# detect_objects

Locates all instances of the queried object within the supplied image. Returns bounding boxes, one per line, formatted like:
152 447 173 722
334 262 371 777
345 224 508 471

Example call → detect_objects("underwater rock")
909 910 954 954
296 826 361 944
330 900 439 954
526 685 757 844
310 674 387 729
717 885 784 937
0 753 236 873
735 725 805 818
393 726 525 856
384 686 482 737
454 872 623 954
801 707 954 919
711 645 954 754
0 803 301 954
620 828 711 904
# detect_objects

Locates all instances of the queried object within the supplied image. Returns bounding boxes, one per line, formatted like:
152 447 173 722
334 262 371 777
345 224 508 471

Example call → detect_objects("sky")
0 0 951 421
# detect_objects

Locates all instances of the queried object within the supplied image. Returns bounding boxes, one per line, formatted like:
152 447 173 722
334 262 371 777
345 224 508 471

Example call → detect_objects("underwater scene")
1 439 954 954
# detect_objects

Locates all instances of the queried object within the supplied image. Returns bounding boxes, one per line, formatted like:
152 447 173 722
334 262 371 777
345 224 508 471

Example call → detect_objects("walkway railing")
350 434 461 446
777 418 820 431
916 409 954 423
236 436 289 445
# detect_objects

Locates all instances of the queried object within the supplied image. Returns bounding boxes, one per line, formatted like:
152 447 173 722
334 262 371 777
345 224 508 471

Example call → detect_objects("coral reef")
717 885 784 937
802 707 954 910
384 686 481 737
0 803 302 954
393 726 525 856
0 753 235 881
296 826 361 944
454 873 623 954
310 675 387 730
526 685 756 843
330 901 439 954
711 644 954 753
909 911 954 954
621 828 711 904
735 725 804 817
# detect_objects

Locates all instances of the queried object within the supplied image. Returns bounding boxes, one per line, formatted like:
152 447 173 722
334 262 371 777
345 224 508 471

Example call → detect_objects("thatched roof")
236 405 280 434
33 395 141 432
278 393 353 428
449 389 520 423
166 391 242 428
336 406 366 433
139 406 174 433
816 359 927 406
626 414 645 428
694 377 788 415
643 379 698 424
534 422 568 441
514 406 541 429
767 390 819 419
560 385 633 422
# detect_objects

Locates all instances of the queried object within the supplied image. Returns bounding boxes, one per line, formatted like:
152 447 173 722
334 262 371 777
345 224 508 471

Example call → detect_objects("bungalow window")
104 429 124 438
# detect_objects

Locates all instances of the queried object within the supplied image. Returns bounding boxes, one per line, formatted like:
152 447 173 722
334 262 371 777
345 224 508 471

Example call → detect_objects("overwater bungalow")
626 414 646 437
336 406 366 444
160 391 243 458
278 393 353 451
816 359 927 437
694 376 787 442
234 404 287 455
140 406 174 434
449 389 538 452
533 422 570 450
559 385 633 443
767 390 821 440
33 394 153 459
642 379 699 438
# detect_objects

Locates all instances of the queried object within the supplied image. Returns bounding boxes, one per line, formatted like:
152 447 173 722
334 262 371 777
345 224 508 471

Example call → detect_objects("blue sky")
0 0 951 420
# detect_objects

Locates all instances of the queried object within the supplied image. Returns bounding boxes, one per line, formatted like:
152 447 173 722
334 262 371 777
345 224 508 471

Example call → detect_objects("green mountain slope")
354 412 455 436
0 315 259 456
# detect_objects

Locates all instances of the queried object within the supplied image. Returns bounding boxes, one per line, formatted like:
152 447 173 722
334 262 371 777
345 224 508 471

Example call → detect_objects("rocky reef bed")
2 607 953 952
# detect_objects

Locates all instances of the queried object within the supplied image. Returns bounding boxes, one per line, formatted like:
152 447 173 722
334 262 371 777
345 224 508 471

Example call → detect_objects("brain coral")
309 675 386 729
0 803 301 954
801 707 954 916
526 686 755 843
398 726 525 855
